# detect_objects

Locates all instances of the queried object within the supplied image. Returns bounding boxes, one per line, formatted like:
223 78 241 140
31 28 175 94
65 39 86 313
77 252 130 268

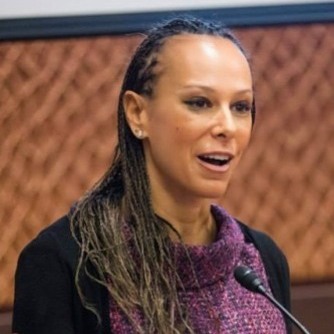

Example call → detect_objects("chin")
195 184 229 200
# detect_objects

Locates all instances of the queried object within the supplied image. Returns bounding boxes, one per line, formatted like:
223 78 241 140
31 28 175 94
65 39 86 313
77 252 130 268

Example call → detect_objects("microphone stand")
234 265 311 334
258 286 311 334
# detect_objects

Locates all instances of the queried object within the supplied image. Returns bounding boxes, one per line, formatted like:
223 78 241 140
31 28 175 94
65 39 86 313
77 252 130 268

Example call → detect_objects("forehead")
155 34 252 88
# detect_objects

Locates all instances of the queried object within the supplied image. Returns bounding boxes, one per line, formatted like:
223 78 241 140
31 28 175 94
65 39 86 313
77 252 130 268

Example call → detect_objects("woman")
13 17 291 333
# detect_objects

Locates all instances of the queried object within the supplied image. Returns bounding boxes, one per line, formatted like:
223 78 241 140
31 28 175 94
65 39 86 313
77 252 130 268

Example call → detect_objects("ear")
123 90 148 138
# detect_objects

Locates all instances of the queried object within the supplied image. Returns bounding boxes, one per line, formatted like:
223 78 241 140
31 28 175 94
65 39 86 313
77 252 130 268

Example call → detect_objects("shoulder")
236 219 291 311
236 219 287 264
14 215 111 334
236 220 290 281
18 215 78 271
37 214 72 242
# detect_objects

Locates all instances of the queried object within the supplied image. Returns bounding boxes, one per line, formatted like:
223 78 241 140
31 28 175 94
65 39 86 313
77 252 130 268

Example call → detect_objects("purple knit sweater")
109 205 286 333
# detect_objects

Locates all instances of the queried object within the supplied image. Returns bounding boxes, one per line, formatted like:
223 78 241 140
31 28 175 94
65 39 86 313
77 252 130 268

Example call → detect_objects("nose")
211 105 237 139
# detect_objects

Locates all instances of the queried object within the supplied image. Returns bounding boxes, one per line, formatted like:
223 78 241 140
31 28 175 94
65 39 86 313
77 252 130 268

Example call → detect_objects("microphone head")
234 265 266 294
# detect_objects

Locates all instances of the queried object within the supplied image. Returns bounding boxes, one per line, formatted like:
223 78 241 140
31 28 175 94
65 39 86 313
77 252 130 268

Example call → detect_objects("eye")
231 100 252 114
184 97 212 110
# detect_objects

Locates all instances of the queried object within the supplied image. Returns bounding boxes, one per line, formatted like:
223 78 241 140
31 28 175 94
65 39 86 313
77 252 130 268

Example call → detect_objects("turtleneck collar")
169 204 244 289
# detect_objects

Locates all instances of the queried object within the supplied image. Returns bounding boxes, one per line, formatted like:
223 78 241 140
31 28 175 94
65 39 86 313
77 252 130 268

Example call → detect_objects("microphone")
234 265 311 334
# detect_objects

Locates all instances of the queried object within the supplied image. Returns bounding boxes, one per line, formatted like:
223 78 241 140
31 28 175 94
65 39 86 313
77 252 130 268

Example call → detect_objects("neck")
153 196 217 246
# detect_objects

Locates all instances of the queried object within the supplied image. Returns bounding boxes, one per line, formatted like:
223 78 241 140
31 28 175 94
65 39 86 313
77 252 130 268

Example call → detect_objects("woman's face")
128 34 253 204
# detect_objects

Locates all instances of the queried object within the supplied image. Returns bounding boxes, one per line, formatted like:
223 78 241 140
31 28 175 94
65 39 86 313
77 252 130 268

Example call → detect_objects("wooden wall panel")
0 23 333 310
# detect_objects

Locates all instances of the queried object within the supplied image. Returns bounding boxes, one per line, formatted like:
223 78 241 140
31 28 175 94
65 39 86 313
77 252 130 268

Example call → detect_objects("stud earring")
134 129 144 139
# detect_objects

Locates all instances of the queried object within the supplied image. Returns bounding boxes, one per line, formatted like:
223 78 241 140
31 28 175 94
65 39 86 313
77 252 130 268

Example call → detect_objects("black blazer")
13 216 291 334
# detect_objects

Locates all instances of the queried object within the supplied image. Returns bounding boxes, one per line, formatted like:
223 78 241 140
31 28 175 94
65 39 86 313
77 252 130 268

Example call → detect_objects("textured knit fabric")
13 211 291 334
108 205 286 333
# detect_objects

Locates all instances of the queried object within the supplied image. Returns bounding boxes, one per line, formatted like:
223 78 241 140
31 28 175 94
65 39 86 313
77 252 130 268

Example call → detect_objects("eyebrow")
182 84 253 95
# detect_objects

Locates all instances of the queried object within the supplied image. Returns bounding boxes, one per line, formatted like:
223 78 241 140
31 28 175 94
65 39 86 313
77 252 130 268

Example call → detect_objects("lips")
198 153 232 166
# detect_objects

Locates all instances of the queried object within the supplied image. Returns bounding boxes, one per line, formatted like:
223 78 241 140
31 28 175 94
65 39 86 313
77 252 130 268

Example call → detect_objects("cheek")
242 130 252 149
148 122 183 155
238 122 252 149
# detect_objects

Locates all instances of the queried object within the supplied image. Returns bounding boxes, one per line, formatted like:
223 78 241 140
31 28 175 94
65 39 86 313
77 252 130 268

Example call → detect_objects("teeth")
201 154 230 161
199 154 231 166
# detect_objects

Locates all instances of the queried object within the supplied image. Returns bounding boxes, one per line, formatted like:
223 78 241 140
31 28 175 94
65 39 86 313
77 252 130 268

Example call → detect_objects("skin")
124 34 253 245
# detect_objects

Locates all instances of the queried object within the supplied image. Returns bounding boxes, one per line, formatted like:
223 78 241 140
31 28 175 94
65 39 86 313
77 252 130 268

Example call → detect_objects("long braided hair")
70 16 255 333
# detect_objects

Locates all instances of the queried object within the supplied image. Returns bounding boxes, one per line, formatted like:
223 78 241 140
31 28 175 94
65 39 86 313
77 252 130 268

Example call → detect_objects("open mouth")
198 154 231 166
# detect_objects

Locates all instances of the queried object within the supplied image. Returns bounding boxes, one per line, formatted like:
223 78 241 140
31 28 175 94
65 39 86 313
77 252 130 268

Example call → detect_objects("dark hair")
71 16 255 333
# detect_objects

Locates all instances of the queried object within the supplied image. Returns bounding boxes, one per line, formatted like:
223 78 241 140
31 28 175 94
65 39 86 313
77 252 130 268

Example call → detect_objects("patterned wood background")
0 23 333 309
